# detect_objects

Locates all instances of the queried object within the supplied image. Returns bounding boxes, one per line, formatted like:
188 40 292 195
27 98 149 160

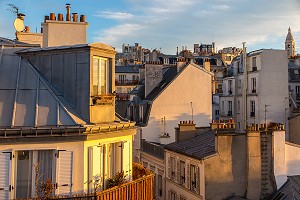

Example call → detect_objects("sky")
0 0 299 54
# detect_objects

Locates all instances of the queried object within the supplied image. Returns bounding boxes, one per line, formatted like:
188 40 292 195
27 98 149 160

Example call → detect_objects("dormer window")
93 57 108 95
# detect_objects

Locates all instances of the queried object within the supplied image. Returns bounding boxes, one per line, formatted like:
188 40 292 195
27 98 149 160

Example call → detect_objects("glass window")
250 101 255 117
92 57 108 95
252 57 257 67
251 78 256 92
180 161 185 185
158 174 163 197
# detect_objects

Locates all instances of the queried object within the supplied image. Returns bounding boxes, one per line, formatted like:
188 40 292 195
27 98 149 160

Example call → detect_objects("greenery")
107 171 127 189
132 162 151 180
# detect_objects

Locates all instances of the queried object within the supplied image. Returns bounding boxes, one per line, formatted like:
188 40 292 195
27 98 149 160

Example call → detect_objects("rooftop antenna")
7 4 25 38
7 4 19 17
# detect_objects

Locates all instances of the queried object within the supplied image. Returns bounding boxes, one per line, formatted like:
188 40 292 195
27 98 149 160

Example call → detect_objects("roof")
266 176 300 200
164 130 216 160
116 66 140 73
145 66 178 101
0 37 40 47
0 47 84 128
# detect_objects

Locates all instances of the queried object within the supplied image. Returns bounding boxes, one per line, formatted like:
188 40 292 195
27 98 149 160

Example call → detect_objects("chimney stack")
72 13 78 22
25 26 30 33
175 120 196 142
66 3 71 21
204 58 210 71
58 13 63 21
80 15 86 22
50 13 56 20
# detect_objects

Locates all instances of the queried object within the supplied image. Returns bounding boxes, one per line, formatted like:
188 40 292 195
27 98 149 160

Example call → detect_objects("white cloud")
92 0 300 54
95 11 134 20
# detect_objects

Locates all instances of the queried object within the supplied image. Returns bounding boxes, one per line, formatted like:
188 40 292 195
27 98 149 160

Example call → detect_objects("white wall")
142 64 212 143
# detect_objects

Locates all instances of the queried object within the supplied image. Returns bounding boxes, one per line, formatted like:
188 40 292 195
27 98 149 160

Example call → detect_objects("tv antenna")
7 4 19 17
7 4 26 33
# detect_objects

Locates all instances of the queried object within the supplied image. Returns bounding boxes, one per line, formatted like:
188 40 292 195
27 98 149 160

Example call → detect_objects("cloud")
95 11 134 20
92 0 300 54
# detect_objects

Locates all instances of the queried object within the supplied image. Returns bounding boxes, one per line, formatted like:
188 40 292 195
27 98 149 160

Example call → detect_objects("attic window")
92 57 108 95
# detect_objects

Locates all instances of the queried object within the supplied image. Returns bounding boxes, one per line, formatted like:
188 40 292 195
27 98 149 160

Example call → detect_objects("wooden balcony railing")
91 94 115 106
17 174 154 200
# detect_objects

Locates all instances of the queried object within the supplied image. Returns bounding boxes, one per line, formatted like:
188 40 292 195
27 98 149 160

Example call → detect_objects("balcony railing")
116 93 130 101
115 80 140 86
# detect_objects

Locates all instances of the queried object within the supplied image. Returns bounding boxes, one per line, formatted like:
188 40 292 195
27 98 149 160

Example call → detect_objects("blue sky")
0 0 299 54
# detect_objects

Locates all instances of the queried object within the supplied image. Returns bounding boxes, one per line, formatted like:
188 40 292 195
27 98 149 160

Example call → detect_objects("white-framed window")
228 80 232 94
252 57 257 70
92 57 108 95
251 78 256 93
250 100 255 117
170 157 176 180
296 86 300 94
228 101 233 116
190 164 199 194
157 174 163 197
237 100 240 112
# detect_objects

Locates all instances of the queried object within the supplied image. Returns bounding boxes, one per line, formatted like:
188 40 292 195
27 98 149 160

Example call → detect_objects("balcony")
252 66 257 71
91 94 115 106
252 89 256 93
250 112 255 117
227 111 232 116
116 93 130 101
115 80 140 86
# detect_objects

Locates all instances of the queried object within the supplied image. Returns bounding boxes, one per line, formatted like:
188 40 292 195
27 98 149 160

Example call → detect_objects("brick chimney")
175 120 196 142
41 3 88 47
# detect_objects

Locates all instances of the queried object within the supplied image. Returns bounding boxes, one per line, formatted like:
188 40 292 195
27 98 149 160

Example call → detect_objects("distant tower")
285 27 295 58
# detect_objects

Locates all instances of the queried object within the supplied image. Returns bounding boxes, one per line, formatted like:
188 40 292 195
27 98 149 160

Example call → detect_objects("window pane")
100 59 107 95
16 151 32 199
93 58 99 95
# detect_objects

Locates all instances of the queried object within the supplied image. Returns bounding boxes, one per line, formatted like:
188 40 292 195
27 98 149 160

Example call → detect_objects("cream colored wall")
143 64 212 143
16 32 43 46
204 134 247 200
165 151 205 200
42 21 88 47
0 141 85 196
289 116 300 144
273 130 287 189
285 142 300 176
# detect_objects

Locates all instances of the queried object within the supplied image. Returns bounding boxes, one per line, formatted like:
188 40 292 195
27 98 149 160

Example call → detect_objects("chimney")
66 3 71 21
175 121 196 142
177 57 186 72
72 13 78 22
58 13 63 21
44 15 49 22
50 13 56 20
25 26 30 33
204 58 210 71
80 15 86 22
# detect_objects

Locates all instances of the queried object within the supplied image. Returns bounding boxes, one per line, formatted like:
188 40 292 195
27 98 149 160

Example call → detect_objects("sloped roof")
0 48 84 128
116 66 140 73
0 37 39 47
165 130 216 160
267 176 300 200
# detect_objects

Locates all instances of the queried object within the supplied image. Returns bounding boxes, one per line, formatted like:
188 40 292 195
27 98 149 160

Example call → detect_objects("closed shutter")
56 151 73 195
122 141 131 178
196 166 200 194
89 146 104 192
0 152 11 200
168 157 171 179
176 160 180 183
186 164 190 189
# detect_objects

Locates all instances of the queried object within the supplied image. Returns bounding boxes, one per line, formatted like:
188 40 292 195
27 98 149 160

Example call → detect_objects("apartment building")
220 49 289 134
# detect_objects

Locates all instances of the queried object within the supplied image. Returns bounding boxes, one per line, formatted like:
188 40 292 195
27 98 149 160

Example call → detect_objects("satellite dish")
14 18 25 32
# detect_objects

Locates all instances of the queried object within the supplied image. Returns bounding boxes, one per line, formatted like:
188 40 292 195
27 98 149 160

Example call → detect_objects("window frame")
92 56 109 96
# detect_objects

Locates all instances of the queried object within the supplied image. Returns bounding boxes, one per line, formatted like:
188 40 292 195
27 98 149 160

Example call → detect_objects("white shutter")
56 151 73 195
122 141 131 178
0 152 11 200
89 146 104 192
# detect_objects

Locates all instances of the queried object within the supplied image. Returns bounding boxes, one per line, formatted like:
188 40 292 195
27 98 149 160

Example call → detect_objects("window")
228 101 233 116
170 191 176 200
252 57 257 70
92 57 108 95
190 164 199 193
296 86 300 94
180 161 185 185
237 100 240 112
180 196 187 200
170 157 176 180
250 100 255 117
119 75 126 82
251 78 256 93
217 84 223 93
215 110 219 116
228 80 232 94
157 174 163 197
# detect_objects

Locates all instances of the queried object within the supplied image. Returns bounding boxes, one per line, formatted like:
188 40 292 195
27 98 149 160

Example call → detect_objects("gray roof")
0 37 40 47
165 130 216 160
0 48 83 128
115 65 140 73
267 176 300 200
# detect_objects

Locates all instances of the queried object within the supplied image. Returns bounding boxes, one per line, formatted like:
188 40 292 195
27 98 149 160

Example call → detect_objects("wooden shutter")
186 163 190 189
168 157 171 179
56 151 73 195
0 152 11 200
196 166 200 194
122 141 131 178
176 160 180 183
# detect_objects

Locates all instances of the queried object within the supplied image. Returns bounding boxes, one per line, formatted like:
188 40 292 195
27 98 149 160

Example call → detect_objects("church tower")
285 27 295 58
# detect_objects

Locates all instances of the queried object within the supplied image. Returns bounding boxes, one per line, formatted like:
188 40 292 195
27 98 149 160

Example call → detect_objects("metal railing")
115 80 140 86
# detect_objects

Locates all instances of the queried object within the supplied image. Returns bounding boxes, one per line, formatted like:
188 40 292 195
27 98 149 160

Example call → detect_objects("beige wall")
16 32 43 46
204 134 247 200
143 64 212 143
42 21 88 47
289 115 300 144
